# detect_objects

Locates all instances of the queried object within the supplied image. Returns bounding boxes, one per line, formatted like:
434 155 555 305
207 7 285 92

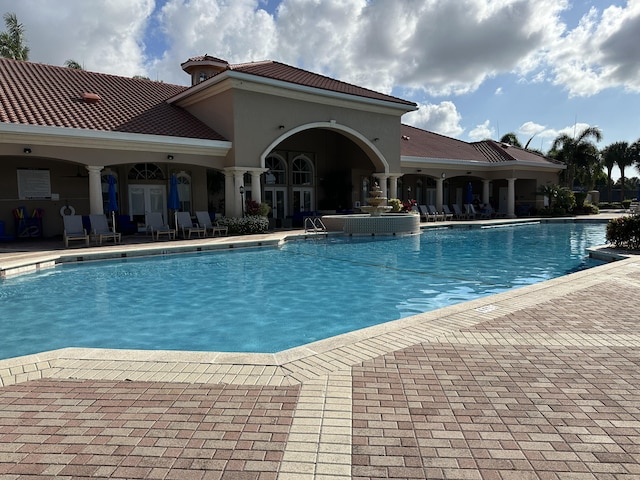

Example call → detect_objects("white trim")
261 121 390 173
401 155 565 171
0 122 232 156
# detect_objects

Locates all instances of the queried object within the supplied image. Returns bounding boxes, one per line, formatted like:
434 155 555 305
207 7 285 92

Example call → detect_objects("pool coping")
1 216 634 388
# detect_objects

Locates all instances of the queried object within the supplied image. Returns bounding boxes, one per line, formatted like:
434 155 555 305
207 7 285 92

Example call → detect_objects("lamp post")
239 185 245 217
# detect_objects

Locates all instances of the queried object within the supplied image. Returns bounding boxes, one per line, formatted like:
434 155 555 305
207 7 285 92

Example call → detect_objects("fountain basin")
321 213 420 236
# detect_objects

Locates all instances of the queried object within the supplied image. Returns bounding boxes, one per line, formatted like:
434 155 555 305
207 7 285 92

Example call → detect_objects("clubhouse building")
0 55 563 237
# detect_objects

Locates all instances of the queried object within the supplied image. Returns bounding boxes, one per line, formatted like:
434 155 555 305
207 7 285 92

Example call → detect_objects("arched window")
265 155 286 185
128 163 165 180
176 172 192 213
292 156 313 185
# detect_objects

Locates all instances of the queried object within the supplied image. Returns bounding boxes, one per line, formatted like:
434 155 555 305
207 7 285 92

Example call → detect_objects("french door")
264 187 286 220
129 184 167 224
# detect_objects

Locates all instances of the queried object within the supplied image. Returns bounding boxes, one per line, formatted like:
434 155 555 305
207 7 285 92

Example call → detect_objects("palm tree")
64 59 83 69
0 12 29 61
601 145 618 201
499 132 522 148
550 126 602 189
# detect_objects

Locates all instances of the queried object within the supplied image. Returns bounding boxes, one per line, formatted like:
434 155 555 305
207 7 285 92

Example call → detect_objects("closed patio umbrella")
107 175 118 233
168 174 180 228
465 182 473 205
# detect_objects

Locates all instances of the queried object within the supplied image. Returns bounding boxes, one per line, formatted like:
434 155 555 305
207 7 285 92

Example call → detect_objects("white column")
506 177 517 218
388 175 400 199
223 168 235 217
482 179 491 206
86 165 104 214
435 178 444 211
248 168 267 205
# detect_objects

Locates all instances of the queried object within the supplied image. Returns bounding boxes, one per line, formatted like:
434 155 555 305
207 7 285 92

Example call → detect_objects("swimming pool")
0 222 606 359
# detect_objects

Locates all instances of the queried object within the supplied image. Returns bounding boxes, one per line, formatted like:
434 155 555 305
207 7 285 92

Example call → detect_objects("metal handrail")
304 216 327 233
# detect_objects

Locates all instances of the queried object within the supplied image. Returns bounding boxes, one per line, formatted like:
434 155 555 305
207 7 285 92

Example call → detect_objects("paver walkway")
1 221 640 479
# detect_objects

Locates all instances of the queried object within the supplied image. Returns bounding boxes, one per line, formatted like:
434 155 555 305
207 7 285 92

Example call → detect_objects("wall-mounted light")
441 173 446 179
416 169 422 173
167 154 174 160
278 125 285 130
373 137 380 142
23 147 31 154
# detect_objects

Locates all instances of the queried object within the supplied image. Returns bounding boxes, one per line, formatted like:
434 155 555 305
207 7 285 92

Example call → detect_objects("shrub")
606 215 640 250
388 198 402 212
217 215 269 235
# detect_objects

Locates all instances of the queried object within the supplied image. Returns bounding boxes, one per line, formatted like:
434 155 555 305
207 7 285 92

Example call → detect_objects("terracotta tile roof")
472 140 563 165
401 124 561 166
227 60 417 107
0 57 226 141
400 124 487 161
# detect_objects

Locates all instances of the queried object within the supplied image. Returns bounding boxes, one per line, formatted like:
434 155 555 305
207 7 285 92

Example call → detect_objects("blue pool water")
0 222 606 359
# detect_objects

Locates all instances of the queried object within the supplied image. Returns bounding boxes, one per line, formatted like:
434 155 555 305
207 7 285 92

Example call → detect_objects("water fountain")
321 182 419 236
359 182 393 216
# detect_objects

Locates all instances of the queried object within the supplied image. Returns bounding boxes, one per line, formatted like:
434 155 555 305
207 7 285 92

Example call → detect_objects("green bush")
217 215 269 235
606 216 640 250
388 198 402 212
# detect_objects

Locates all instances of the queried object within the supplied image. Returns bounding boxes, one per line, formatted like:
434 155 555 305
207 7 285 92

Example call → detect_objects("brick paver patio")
1 226 639 479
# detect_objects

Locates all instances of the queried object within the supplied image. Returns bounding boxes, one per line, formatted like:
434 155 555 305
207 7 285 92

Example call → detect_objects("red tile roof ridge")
227 59 417 107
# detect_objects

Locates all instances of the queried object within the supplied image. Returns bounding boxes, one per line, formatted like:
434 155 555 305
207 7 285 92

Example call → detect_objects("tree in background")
0 12 29 60
549 126 602 189
64 59 83 69
499 132 522 148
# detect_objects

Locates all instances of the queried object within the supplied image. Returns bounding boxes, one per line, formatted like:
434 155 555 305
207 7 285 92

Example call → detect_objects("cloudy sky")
2 0 640 175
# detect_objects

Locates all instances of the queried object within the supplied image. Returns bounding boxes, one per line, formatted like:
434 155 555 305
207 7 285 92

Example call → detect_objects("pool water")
0 222 606 359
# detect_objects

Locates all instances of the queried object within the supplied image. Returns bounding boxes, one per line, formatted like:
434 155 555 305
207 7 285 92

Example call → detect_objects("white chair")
63 214 90 248
145 212 175 240
176 212 206 239
195 211 228 237
89 214 121 245
427 205 445 221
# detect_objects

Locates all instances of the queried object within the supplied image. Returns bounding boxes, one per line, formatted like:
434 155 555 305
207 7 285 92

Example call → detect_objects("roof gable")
222 60 417 108
0 58 226 141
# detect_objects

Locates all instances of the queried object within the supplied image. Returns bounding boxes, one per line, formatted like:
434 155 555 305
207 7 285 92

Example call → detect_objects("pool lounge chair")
465 204 480 219
89 214 122 245
414 205 432 222
442 205 456 220
63 214 90 247
195 211 228 237
145 212 175 240
427 205 446 221
451 204 468 220
176 211 206 239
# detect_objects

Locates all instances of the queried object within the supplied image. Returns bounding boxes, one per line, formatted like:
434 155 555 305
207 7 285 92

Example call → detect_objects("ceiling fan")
62 165 89 178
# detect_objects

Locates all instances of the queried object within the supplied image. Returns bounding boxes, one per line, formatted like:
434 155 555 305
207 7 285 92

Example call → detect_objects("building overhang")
0 122 232 157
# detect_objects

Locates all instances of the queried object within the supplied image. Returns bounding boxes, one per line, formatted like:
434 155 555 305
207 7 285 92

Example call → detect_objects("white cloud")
6 0 154 77
495 87 503 95
547 2 640 96
403 101 464 137
468 120 494 141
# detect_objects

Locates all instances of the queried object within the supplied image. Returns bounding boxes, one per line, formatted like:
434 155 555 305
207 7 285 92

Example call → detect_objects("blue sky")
2 0 639 177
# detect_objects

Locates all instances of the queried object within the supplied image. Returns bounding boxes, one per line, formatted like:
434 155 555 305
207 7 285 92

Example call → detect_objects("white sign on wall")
17 168 51 200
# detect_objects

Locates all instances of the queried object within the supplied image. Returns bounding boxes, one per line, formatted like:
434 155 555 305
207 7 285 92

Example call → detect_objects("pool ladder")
304 216 327 235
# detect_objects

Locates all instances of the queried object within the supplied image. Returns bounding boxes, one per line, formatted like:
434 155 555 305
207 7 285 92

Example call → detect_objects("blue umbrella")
107 175 118 233
107 175 118 213
168 174 180 228
465 182 473 205
168 174 180 211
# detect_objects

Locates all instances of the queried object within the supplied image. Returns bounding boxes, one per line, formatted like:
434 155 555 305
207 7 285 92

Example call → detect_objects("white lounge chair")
145 212 175 240
63 214 90 247
442 205 456 220
451 204 469 220
465 204 479 219
438 205 454 221
427 205 445 221
89 214 121 245
176 211 206 239
195 211 228 237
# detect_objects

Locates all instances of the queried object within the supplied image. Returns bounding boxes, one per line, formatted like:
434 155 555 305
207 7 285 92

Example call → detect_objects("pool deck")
2 213 640 479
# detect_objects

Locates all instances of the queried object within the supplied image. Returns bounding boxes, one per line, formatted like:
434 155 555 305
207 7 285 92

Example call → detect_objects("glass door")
264 187 286 224
293 188 313 213
129 185 167 226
